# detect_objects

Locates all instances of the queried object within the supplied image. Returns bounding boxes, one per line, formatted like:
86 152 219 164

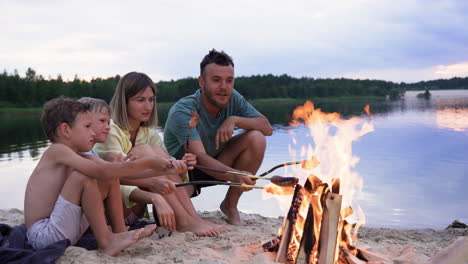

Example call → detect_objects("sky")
1 0 468 83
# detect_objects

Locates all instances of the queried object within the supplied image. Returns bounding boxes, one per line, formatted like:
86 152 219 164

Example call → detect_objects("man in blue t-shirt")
164 49 273 225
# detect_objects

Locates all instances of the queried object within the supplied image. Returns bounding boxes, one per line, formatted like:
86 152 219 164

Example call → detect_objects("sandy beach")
1 208 466 263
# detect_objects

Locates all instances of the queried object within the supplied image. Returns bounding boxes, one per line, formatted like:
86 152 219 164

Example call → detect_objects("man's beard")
204 90 229 109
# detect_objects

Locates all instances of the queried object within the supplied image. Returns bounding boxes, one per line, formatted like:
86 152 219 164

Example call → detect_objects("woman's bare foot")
206 221 230 233
99 229 143 256
177 218 219 237
220 200 241 225
138 224 157 239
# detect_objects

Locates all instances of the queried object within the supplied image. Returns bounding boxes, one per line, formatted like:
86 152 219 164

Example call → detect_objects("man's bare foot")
138 224 157 239
220 200 241 225
99 229 143 256
177 219 219 237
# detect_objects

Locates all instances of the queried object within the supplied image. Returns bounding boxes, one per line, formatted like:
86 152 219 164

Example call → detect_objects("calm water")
1 90 467 229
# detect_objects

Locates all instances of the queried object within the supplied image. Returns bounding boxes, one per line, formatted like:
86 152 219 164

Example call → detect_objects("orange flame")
264 101 374 262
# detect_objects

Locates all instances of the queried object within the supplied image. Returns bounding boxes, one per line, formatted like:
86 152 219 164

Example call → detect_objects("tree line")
1 68 467 108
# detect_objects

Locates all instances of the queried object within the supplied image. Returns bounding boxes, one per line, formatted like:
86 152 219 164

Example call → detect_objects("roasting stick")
189 164 271 179
175 180 263 189
259 160 306 177
187 164 299 187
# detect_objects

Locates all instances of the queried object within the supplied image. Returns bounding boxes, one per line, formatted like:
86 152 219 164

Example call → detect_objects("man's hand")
151 194 176 231
215 116 237 150
182 153 197 170
231 173 256 191
147 178 177 195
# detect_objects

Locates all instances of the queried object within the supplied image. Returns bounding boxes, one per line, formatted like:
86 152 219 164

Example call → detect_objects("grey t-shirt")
164 89 260 159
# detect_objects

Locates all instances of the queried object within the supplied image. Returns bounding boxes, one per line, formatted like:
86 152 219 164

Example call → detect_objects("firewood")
357 248 391 262
318 192 342 264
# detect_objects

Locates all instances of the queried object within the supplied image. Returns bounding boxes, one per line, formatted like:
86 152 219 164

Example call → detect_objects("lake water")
1 90 467 229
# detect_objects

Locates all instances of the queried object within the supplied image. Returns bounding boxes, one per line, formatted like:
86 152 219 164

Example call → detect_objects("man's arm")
215 114 272 150
187 140 254 185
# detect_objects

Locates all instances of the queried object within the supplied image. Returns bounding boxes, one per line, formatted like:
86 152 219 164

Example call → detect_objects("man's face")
199 63 234 110
91 111 111 143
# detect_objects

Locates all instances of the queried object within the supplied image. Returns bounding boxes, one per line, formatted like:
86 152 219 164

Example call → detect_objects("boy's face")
70 111 95 152
91 111 111 143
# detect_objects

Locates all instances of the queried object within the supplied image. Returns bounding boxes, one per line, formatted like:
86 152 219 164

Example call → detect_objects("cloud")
1 0 468 82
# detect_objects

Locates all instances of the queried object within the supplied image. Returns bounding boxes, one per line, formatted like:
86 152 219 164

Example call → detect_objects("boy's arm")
103 152 187 180
52 144 173 180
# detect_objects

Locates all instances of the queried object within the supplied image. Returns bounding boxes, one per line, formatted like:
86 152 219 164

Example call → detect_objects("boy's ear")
58 122 72 139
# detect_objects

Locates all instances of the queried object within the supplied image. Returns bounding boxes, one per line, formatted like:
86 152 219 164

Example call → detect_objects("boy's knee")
69 171 96 186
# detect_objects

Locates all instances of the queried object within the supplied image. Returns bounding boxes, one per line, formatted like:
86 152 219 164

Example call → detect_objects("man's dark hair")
41 96 91 142
200 49 234 76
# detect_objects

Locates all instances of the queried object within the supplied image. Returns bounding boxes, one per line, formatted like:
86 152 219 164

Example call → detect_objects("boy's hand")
148 178 177 195
149 158 173 170
151 195 176 231
170 159 188 174
182 153 197 170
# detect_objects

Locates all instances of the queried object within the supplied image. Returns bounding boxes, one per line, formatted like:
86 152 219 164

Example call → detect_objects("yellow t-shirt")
94 119 166 157
94 119 188 208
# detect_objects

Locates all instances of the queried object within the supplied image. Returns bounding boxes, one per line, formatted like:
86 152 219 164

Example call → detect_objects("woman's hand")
151 194 176 231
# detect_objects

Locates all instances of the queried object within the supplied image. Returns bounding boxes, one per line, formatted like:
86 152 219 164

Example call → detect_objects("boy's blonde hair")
110 72 158 131
77 97 110 114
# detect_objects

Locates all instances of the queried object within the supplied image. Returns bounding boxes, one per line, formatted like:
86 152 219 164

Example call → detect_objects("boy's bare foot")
177 219 219 237
99 229 143 256
220 200 241 225
139 224 157 239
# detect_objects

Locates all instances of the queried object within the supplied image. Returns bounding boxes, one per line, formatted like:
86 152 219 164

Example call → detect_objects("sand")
1 208 467 263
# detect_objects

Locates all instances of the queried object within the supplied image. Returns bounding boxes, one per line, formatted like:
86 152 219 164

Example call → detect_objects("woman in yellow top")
94 72 228 236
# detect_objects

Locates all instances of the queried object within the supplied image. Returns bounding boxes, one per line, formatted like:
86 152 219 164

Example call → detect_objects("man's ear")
58 122 72 139
198 75 204 89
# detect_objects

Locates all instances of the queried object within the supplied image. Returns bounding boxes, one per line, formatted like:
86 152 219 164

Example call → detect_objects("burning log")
318 192 343 264
264 175 368 264
275 184 305 263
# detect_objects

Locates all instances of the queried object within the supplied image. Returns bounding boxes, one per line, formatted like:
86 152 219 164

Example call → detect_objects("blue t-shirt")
164 89 260 159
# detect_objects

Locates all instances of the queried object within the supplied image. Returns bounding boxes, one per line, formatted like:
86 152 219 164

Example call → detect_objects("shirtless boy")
24 97 184 255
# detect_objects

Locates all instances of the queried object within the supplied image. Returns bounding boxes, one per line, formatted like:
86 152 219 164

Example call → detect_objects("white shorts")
27 195 88 249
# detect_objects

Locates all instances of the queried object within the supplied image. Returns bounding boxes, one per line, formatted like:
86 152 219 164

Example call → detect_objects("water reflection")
1 90 468 228
436 108 468 132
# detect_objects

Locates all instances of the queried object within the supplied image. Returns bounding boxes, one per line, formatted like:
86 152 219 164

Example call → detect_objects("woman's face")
127 86 155 128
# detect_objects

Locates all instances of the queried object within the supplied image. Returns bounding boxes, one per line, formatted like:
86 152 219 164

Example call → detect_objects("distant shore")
1 208 466 263
0 96 385 115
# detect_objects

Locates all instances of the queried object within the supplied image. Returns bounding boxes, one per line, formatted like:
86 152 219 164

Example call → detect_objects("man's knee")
244 130 266 151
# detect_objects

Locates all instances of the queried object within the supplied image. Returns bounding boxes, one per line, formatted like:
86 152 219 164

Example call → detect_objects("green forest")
1 68 468 108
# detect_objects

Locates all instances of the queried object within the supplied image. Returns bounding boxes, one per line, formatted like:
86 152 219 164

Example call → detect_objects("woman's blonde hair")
110 72 158 131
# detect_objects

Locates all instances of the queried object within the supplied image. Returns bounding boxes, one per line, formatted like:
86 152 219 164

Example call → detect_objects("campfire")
261 101 384 264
